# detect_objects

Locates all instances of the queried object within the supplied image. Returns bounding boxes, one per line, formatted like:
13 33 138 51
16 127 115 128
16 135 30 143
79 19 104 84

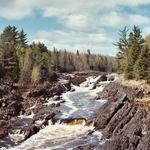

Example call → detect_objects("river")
3 75 111 150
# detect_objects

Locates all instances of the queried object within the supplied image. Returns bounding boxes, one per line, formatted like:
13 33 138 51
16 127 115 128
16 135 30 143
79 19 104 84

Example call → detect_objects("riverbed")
2 75 110 150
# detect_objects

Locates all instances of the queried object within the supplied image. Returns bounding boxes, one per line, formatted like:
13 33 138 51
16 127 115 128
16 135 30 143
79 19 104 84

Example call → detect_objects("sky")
1 0 150 56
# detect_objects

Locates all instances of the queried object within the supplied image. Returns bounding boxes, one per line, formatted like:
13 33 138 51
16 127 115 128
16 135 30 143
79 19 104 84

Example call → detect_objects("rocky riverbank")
94 82 150 150
2 72 148 150
0 82 67 147
0 71 106 149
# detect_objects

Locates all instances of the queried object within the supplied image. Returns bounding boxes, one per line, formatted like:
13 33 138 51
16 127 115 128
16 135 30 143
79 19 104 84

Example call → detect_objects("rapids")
2 75 112 150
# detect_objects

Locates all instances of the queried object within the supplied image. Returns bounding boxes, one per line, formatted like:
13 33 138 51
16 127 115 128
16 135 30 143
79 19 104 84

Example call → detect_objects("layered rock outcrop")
95 82 150 150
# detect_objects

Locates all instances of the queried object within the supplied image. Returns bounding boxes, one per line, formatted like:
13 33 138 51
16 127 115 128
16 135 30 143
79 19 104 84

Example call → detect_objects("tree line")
116 25 150 82
0 25 117 85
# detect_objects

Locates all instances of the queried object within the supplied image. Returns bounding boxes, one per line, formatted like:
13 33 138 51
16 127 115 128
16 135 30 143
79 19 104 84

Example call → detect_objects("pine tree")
0 25 20 82
18 29 28 48
115 26 129 72
76 50 79 56
135 45 150 80
116 26 145 79
126 26 145 78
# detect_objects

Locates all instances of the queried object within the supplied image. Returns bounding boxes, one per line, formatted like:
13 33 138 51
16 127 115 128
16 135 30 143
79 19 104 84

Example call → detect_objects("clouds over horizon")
33 30 115 55
1 0 150 55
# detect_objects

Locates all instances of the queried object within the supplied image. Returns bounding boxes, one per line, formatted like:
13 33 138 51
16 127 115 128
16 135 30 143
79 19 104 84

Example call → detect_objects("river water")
3 75 110 150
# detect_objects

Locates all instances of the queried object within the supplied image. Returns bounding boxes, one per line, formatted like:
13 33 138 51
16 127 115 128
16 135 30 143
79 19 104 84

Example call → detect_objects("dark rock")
95 82 150 150
23 124 40 140
95 100 124 129
70 88 75 92
0 92 23 120
74 71 102 78
136 90 144 99
97 82 139 102
50 83 64 95
33 111 55 122
0 83 13 97
8 101 22 116
45 112 55 121
102 102 132 138
74 144 95 150
92 74 108 89
137 112 150 150
100 108 146 150
0 120 8 138
27 89 51 98
63 80 71 91
71 76 86 86
98 74 107 82
49 72 58 82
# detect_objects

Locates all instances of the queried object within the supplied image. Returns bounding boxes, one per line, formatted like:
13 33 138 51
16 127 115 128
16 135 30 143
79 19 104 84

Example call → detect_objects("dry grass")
117 75 150 109
135 97 150 109
116 75 150 93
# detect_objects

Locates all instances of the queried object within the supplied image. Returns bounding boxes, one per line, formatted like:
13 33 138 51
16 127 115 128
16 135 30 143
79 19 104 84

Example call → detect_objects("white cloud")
33 30 115 55
0 0 150 30
35 30 112 44
1 0 150 20
0 0 35 19
1 0 150 55
98 12 150 28
60 14 90 31
128 14 150 25
143 27 150 36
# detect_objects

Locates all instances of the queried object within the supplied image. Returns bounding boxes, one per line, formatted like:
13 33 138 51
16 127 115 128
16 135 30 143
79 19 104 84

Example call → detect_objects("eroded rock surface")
95 82 150 150
0 73 72 148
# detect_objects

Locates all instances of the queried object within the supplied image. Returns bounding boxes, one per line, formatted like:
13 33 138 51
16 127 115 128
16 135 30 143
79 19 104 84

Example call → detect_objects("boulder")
49 83 64 95
0 92 23 120
97 74 107 82
0 120 8 138
27 88 51 98
0 83 13 97
92 74 108 89
49 72 58 82
71 76 86 86
22 124 40 140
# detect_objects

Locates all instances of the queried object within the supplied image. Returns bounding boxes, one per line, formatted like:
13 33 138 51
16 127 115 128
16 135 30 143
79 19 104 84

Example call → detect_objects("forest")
0 25 117 85
116 25 150 83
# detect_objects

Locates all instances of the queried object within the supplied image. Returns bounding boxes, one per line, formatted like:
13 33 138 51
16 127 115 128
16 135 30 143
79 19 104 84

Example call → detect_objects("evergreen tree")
126 26 145 78
115 26 129 72
116 26 145 79
76 50 79 56
0 25 20 82
18 29 28 48
135 45 150 80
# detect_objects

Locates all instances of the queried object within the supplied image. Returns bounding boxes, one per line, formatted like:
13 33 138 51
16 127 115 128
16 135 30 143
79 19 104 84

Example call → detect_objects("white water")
7 121 102 150
58 75 107 120
3 75 110 150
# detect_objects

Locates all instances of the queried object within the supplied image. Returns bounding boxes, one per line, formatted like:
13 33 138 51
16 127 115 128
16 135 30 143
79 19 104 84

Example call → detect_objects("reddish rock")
22 124 40 140
0 120 8 138
71 76 86 86
48 72 58 82
95 82 149 150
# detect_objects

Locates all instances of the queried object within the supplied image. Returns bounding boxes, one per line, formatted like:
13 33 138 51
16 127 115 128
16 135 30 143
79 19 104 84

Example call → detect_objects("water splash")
4 75 111 150
8 120 102 150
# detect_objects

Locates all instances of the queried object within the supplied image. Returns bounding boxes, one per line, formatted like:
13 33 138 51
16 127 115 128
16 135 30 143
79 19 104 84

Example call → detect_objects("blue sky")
1 0 150 56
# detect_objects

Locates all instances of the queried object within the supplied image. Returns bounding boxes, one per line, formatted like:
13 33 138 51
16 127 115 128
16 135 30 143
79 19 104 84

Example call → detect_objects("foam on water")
4 75 110 150
61 92 78 118
8 121 102 150
18 112 34 119
8 130 25 143
59 75 108 119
